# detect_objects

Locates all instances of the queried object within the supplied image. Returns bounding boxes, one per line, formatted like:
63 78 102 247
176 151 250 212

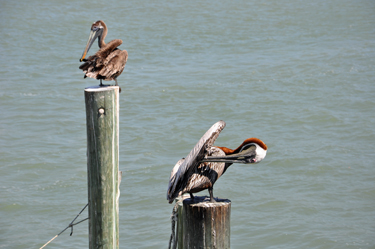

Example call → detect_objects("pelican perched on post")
167 121 267 204
79 20 128 88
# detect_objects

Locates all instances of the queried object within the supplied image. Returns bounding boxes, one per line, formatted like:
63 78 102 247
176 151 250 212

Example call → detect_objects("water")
1 0 375 248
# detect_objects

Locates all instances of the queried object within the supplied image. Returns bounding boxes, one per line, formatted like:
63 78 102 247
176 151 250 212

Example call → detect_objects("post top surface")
183 196 231 207
84 85 120 92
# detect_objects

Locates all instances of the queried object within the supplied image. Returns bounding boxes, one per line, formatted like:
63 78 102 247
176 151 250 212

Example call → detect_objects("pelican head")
79 20 106 62
201 138 267 164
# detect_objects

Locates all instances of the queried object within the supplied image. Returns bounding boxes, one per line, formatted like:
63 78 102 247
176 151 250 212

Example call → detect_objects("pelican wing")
79 39 127 81
96 39 123 59
99 49 128 80
167 120 226 203
180 147 226 194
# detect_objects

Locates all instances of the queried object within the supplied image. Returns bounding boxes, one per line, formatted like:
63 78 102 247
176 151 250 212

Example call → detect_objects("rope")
39 203 89 249
168 201 180 249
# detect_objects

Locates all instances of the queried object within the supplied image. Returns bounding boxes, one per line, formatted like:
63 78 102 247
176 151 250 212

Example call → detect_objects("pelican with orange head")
167 121 268 204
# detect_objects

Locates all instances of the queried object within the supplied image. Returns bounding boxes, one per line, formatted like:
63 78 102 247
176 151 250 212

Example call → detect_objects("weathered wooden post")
177 196 231 249
85 86 121 249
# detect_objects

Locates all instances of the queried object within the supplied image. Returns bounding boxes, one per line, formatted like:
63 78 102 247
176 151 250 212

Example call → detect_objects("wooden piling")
179 196 231 249
84 86 121 249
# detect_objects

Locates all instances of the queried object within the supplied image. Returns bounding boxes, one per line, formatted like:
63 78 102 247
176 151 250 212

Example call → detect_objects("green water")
1 0 375 248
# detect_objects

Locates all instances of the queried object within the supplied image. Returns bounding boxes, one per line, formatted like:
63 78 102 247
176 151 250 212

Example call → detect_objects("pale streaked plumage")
167 121 268 204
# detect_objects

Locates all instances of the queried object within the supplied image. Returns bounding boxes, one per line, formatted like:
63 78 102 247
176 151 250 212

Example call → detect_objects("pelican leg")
99 79 103 86
208 187 216 203
114 79 122 93
189 193 194 200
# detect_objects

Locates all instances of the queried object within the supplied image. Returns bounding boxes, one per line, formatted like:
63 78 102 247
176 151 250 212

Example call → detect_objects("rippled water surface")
1 0 375 248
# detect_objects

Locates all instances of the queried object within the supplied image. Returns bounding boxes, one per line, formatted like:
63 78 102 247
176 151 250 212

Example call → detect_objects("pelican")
79 20 128 88
167 121 268 204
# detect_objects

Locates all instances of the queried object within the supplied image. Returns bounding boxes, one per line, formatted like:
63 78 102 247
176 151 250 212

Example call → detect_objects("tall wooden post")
178 196 231 249
85 86 121 249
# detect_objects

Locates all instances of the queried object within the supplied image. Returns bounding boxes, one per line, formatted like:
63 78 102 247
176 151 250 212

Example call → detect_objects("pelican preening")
79 20 128 88
167 121 267 204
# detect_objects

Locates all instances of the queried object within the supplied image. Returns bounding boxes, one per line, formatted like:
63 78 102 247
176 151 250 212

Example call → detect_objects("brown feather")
177 147 226 196
79 21 127 85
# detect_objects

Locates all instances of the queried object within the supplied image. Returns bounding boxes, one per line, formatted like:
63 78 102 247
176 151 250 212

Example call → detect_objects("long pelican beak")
201 146 260 164
79 27 103 62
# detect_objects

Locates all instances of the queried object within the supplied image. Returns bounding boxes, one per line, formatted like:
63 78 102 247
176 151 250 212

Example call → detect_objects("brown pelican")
167 121 268 204
79 20 128 87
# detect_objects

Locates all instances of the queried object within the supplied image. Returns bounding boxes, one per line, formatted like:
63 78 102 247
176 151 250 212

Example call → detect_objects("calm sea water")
1 0 375 248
